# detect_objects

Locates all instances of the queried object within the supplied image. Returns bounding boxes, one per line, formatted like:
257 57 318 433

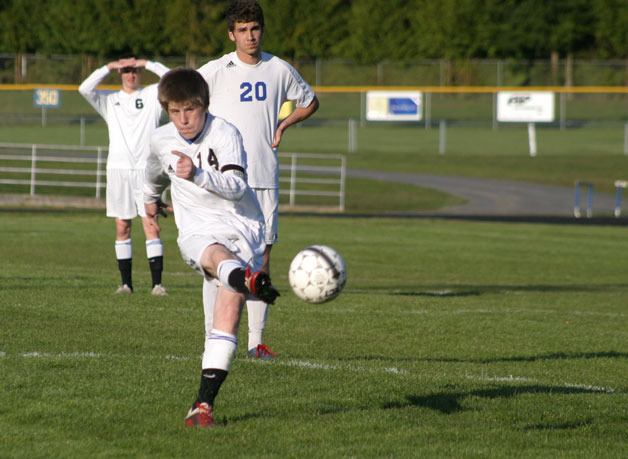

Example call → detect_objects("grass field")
1 210 627 457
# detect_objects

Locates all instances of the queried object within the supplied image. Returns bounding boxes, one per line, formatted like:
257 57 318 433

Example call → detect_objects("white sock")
145 239 163 258
202 278 219 337
216 259 244 293
115 239 132 259
247 299 268 350
202 329 237 371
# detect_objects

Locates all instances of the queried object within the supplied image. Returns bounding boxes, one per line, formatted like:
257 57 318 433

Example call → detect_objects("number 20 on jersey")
240 81 267 102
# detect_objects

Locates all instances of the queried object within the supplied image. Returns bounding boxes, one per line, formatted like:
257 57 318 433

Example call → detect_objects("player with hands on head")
198 0 319 359
144 68 279 428
79 56 170 296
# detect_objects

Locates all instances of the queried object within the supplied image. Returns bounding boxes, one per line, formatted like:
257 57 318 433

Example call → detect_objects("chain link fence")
1 53 626 87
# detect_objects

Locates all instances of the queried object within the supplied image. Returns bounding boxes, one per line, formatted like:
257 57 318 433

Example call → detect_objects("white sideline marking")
466 374 615 394
22 351 100 358
276 358 408 375
3 350 617 394
468 374 535 383
563 383 615 394
165 354 192 361
323 305 625 318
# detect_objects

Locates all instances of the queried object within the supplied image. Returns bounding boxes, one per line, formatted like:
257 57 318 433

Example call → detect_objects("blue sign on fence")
389 98 418 115
366 91 422 121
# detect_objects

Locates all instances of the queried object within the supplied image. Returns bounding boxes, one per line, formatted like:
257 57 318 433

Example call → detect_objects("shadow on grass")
523 418 594 431
384 283 628 297
424 350 628 363
384 385 610 415
340 350 628 365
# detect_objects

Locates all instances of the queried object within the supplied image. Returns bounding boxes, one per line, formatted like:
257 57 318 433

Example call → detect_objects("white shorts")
106 169 147 220
252 188 279 245
178 230 264 280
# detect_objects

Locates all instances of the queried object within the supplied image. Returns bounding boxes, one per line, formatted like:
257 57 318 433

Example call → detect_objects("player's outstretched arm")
172 150 248 202
272 96 319 148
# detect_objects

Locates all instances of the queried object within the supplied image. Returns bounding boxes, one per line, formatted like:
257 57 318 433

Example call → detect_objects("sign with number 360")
33 88 61 108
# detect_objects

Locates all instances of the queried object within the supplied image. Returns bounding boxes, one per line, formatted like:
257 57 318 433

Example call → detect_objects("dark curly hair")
226 0 264 31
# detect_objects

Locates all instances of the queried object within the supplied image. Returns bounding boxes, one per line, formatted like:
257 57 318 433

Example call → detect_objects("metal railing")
279 152 346 211
0 143 346 210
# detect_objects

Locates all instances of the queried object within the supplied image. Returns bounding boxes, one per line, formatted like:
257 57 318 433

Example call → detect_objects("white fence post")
80 117 86 146
528 123 537 157
439 120 447 155
95 147 103 199
289 154 297 207
30 144 37 195
339 155 346 211
348 118 357 153
559 92 567 130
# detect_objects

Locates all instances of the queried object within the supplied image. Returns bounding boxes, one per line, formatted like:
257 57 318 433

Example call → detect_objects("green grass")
1 211 627 457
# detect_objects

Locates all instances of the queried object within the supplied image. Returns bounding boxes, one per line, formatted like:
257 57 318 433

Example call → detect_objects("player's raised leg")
185 243 277 427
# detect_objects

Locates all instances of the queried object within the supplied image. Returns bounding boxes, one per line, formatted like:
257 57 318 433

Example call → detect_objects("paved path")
0 172 623 222
348 169 618 217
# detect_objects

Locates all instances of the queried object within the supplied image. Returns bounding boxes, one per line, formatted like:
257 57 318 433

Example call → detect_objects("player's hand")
272 125 284 149
134 59 147 68
118 57 136 68
156 199 172 217
107 60 123 71
171 151 196 181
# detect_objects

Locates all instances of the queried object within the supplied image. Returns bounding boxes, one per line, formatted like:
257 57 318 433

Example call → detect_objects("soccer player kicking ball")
79 57 169 296
144 68 279 428
198 0 319 359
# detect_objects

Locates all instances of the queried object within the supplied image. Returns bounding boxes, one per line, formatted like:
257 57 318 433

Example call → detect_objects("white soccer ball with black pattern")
289 245 347 303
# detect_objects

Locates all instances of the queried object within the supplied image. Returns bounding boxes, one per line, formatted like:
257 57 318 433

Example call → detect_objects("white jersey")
144 114 264 240
198 51 315 188
79 61 169 170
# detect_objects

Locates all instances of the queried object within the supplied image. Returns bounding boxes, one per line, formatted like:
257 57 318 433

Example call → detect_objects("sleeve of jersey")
283 62 315 108
192 168 247 202
145 61 170 78
191 124 248 201
143 143 170 203
78 65 110 118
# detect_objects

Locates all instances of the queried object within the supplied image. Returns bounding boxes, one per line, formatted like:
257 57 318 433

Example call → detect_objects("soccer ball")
288 245 347 303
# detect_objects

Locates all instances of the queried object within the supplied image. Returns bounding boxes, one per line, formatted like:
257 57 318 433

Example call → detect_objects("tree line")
1 0 625 62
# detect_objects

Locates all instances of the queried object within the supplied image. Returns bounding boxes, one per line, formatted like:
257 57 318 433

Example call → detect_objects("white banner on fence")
366 91 422 121
497 91 555 122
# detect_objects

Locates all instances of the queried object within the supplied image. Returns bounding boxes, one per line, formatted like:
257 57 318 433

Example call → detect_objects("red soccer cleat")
247 343 277 360
184 402 214 428
244 267 280 304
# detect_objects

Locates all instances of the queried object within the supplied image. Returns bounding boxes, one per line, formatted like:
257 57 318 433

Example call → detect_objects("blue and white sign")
367 91 422 121
33 88 61 108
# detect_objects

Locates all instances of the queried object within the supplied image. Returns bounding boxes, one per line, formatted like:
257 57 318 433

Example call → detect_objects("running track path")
348 169 618 217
